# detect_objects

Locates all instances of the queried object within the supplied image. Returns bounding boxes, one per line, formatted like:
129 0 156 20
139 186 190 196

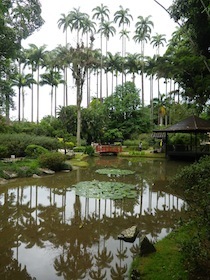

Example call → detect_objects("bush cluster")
25 144 49 158
38 152 70 171
0 133 59 158
169 156 210 278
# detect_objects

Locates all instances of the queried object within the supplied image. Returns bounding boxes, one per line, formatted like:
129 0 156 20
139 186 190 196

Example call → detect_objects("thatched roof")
154 115 210 133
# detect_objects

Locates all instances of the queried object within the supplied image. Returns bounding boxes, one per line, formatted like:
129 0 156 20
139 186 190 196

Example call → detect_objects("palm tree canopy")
12 73 36 88
27 44 48 69
135 15 154 35
69 7 88 32
92 4 110 22
151 33 167 48
57 13 72 32
119 29 130 40
113 5 133 27
40 70 65 88
98 21 116 40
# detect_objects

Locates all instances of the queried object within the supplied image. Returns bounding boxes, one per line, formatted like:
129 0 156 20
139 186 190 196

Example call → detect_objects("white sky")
11 0 178 121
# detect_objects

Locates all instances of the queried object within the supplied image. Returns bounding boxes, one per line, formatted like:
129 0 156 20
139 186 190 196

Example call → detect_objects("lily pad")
73 180 137 200
95 168 135 176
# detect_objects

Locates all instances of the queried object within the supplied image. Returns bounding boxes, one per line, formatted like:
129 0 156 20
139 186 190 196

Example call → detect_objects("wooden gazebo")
153 115 210 160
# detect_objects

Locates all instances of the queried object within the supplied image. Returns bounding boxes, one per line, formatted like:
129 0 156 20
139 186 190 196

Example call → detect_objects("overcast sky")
22 0 176 55
12 0 178 121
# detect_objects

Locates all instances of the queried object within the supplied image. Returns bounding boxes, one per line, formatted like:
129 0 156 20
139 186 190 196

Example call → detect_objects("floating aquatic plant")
73 180 137 200
95 168 135 176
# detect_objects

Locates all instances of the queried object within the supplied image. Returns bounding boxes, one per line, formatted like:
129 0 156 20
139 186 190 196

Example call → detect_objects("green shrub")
123 140 139 146
169 156 210 278
169 133 193 145
0 145 9 158
84 145 95 156
38 152 67 171
73 146 86 152
25 144 49 158
0 133 59 157
0 159 40 178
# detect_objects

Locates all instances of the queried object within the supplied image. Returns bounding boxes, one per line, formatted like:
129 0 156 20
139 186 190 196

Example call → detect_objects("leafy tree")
103 81 150 139
57 105 77 136
69 44 100 146
0 60 16 122
169 0 210 59
81 99 105 144
0 0 44 60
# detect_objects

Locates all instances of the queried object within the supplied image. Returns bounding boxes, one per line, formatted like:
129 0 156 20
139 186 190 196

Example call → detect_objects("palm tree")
114 6 133 57
145 55 158 125
57 13 72 46
26 44 47 123
81 16 96 105
81 16 96 47
124 53 142 84
105 52 122 93
98 21 116 97
133 15 154 107
11 73 36 121
151 33 167 55
55 44 72 107
92 4 110 102
69 8 88 44
24 47 37 122
114 6 133 86
69 44 100 145
40 70 65 118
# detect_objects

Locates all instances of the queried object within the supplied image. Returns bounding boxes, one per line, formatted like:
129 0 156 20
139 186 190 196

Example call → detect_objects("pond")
0 156 189 280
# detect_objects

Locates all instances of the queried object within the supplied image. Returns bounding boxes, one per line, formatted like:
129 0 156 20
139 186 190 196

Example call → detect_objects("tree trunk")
76 82 82 146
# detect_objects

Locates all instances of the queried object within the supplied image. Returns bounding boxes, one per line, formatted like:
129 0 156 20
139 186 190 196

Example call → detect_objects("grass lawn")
130 226 189 280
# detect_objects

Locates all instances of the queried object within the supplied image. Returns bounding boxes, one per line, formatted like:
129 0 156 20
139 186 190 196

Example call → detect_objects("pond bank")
130 224 190 279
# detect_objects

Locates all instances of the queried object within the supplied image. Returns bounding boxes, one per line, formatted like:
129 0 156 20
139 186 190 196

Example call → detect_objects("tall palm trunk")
76 82 82 146
36 67 40 123
21 88 25 121
150 75 154 125
100 32 103 102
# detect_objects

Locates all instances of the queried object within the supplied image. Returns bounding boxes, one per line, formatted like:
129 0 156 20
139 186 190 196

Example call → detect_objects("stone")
3 170 18 179
118 225 139 243
39 168 55 175
139 236 156 256
0 178 8 185
32 174 41 178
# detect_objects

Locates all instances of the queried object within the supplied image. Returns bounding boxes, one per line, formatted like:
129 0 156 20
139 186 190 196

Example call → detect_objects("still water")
0 156 189 280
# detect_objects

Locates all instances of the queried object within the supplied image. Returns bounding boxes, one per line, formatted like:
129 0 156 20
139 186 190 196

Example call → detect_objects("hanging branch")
153 0 210 73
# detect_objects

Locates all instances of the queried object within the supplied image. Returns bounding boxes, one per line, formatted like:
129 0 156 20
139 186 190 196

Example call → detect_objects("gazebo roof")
154 115 210 133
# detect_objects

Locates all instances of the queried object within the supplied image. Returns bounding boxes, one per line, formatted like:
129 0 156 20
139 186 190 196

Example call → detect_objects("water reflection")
0 157 189 279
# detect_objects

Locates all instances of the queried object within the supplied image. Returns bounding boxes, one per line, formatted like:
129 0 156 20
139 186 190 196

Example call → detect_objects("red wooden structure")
95 145 122 155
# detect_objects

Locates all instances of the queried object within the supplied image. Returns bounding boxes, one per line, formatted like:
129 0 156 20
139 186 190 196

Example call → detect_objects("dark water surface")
0 156 189 280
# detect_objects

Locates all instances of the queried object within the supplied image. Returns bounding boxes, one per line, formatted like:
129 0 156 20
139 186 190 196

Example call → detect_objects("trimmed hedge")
0 133 59 158
25 144 49 158
38 152 70 171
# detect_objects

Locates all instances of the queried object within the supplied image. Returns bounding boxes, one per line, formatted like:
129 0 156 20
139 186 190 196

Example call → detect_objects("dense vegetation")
0 1 210 279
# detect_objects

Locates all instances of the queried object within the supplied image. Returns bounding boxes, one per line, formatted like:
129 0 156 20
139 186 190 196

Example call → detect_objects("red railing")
95 145 122 154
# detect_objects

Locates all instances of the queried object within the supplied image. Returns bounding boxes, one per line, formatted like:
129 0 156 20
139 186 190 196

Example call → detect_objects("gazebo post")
165 132 168 158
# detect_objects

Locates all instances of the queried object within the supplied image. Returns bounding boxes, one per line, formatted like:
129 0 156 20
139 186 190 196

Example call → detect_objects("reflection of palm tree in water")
54 194 93 279
110 240 127 279
54 243 93 279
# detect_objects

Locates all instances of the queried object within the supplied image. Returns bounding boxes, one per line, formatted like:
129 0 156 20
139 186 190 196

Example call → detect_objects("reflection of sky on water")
0 158 188 279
